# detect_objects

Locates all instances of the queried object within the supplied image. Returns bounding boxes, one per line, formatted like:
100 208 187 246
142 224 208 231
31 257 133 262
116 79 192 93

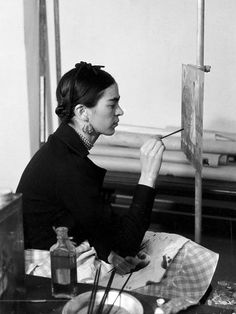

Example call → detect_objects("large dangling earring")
82 122 94 134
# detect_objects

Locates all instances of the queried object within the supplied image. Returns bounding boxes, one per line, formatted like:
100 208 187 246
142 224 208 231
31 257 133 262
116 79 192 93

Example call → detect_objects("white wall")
57 0 236 132
0 1 30 191
1 0 236 191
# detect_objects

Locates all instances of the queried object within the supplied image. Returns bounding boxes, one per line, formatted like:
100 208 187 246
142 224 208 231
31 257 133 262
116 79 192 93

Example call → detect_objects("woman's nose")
116 104 124 116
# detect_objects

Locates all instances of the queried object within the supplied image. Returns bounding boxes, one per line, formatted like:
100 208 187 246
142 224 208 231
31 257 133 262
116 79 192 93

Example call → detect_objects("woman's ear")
74 104 88 121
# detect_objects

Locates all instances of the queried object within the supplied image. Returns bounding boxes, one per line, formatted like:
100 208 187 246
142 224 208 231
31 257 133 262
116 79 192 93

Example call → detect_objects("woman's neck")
68 123 99 150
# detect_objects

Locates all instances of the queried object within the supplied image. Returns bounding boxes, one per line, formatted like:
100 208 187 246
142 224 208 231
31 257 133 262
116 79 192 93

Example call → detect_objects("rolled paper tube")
202 153 224 168
219 155 228 165
116 124 168 135
91 145 225 167
97 131 236 154
91 145 140 159
91 146 190 164
89 155 236 181
117 124 236 142
96 131 149 148
116 124 181 136
215 133 236 142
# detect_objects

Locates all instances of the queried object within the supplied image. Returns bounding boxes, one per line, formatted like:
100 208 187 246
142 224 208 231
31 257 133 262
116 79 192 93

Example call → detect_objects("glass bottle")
50 227 77 298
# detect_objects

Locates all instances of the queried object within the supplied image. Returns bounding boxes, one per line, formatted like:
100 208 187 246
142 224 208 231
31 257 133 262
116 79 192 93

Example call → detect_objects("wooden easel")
181 0 211 243
195 0 213 243
195 0 205 244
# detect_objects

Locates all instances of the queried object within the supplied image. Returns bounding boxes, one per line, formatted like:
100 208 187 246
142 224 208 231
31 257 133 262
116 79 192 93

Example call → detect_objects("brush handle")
106 272 133 314
160 128 184 139
97 269 116 314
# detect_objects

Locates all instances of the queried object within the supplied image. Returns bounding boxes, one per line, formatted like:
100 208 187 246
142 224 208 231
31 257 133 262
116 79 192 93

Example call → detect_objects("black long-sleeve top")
16 123 155 260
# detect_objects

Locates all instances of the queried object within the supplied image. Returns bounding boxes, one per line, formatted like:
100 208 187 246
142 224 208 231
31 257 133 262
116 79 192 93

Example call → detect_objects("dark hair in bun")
55 61 116 123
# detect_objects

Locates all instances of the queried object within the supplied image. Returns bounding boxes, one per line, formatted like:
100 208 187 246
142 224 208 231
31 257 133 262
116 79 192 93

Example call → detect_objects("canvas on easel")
181 64 204 172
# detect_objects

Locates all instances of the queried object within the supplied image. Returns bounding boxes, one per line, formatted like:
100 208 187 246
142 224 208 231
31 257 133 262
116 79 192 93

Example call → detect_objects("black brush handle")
96 269 116 314
87 263 101 314
105 271 133 314
160 128 184 139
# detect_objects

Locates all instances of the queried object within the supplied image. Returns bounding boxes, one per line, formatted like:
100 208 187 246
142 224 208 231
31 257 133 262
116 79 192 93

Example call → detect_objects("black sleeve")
93 184 156 259
56 157 155 260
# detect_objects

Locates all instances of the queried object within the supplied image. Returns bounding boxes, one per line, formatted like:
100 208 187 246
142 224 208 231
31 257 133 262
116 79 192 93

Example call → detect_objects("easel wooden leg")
195 170 202 243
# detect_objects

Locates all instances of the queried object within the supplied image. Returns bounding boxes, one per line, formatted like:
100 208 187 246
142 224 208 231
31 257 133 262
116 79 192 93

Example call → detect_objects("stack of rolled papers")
89 124 236 181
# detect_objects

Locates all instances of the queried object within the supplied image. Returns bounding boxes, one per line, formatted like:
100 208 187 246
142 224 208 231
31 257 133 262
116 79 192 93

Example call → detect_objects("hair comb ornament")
75 61 104 75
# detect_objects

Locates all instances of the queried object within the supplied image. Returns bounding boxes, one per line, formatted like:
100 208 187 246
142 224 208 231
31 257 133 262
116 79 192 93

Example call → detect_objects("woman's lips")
113 121 119 127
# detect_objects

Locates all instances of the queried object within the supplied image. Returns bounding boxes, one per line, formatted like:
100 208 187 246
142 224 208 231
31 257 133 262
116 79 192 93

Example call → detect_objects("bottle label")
55 268 71 285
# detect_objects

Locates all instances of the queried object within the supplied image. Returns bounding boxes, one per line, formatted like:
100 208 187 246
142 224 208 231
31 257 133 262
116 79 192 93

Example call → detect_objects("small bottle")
50 227 77 298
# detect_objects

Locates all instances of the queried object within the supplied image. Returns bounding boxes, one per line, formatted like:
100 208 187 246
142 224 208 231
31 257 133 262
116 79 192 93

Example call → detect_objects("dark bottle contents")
50 227 77 298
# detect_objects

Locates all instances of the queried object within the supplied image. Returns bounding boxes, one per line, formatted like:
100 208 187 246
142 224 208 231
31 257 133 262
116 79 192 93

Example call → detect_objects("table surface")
0 275 234 314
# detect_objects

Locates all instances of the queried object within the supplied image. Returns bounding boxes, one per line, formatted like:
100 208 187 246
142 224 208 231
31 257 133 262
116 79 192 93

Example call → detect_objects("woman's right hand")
138 137 165 188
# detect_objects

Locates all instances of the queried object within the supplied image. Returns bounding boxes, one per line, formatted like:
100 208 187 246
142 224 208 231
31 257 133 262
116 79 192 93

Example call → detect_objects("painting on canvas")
181 64 204 171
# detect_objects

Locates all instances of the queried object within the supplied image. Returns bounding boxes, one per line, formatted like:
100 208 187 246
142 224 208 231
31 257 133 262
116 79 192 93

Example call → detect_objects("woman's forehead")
102 83 119 99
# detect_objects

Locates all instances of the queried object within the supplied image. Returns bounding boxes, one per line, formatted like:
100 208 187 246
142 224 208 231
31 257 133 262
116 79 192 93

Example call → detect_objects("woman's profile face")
88 83 124 135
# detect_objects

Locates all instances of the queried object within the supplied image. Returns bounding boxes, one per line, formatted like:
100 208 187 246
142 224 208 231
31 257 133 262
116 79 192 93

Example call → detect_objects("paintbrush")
160 127 184 139
87 263 101 314
105 271 133 314
96 268 116 314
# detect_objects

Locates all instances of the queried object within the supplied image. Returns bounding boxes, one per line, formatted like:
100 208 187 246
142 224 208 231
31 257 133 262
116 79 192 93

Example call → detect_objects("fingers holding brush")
139 138 165 188
138 128 184 188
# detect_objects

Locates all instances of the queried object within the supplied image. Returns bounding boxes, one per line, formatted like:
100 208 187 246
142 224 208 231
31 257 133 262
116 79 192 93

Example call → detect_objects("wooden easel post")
39 0 47 147
54 0 61 126
195 0 205 243
54 0 61 85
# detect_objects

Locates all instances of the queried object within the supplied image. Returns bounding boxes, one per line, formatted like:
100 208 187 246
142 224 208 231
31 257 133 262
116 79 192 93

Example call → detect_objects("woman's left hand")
108 251 138 275
125 252 151 271
108 251 151 275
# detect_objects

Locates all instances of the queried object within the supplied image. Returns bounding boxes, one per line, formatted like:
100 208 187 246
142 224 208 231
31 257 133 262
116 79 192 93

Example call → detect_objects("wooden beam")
54 0 61 85
39 0 47 146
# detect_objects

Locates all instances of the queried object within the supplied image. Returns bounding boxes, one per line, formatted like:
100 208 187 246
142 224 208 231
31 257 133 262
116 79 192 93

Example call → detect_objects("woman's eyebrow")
108 96 120 102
